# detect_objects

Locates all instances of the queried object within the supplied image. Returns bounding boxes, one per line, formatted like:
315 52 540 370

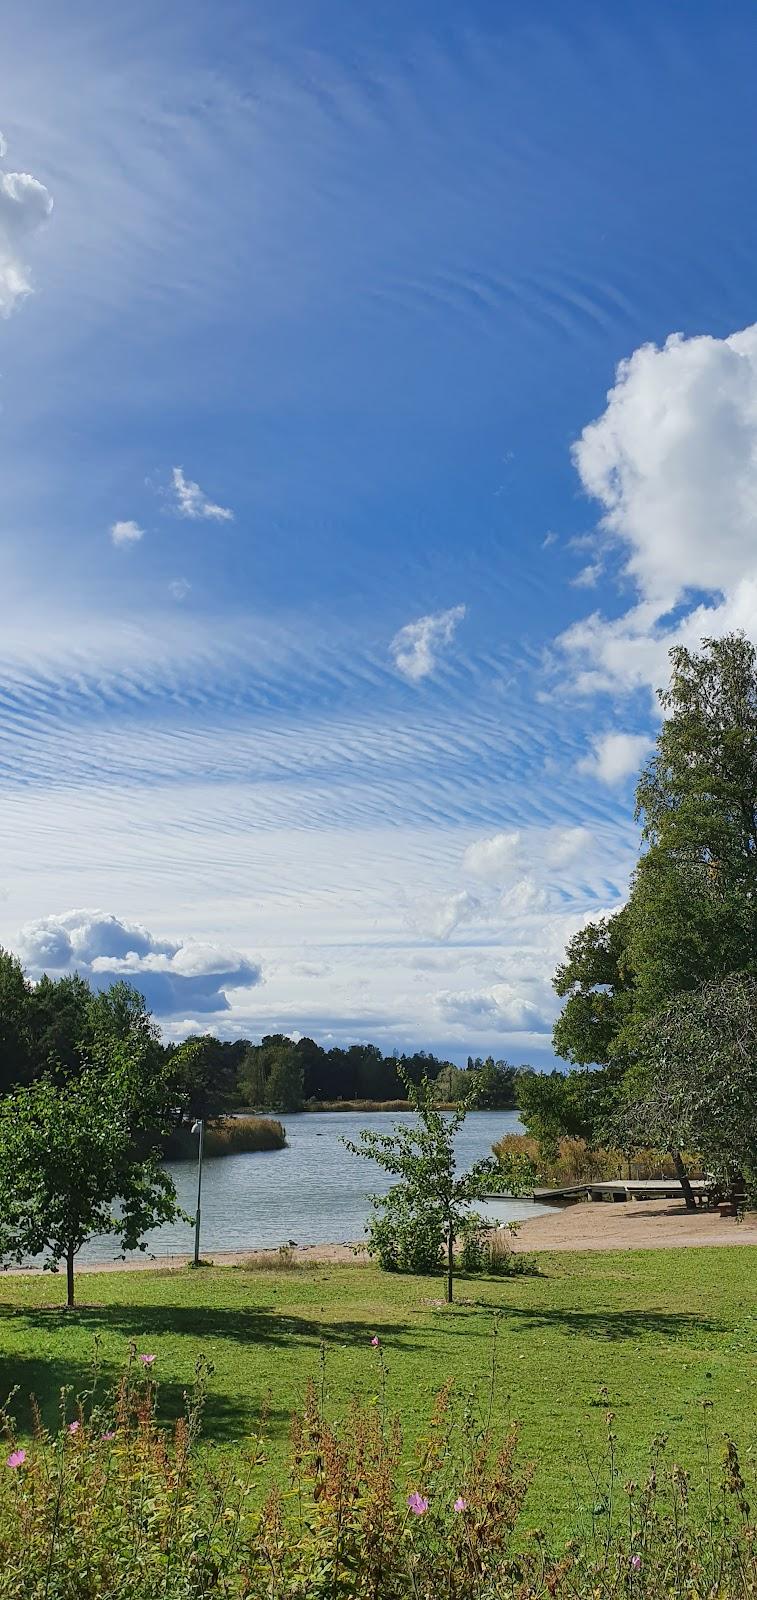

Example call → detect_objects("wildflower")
631 1554 642 1571
6 1450 26 1469
139 1353 156 1367
453 1496 467 1512
68 1420 80 1435
370 1336 380 1347
101 1431 116 1442
407 1492 429 1515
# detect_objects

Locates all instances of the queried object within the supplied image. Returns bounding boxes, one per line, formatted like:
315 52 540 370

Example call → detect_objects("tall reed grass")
492 1132 702 1189
164 1115 287 1160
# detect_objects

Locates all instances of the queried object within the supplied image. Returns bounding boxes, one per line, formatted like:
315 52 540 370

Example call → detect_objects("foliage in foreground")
1 1350 756 1598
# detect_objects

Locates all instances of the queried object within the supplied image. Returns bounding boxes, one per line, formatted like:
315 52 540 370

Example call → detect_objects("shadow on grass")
3 1299 422 1354
442 1298 722 1341
0 1348 292 1444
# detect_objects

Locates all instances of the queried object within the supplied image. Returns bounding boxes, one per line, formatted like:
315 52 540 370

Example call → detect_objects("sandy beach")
6 1197 756 1277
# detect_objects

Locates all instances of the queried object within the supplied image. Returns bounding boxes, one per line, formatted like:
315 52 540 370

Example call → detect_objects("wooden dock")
486 1179 708 1205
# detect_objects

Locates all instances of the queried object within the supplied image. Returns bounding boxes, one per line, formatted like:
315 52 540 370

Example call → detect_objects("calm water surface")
77 1110 553 1264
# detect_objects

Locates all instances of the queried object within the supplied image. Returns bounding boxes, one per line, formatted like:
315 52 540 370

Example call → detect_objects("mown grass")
1 1246 755 1537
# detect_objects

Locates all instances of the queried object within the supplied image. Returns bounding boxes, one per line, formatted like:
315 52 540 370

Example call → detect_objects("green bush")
1 1351 755 1598
366 1189 444 1274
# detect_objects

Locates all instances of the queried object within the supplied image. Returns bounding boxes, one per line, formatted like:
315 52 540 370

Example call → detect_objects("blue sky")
3 0 757 1064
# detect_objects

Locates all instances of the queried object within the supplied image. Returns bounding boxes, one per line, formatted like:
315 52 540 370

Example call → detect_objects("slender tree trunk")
670 1148 697 1212
66 1243 75 1310
446 1228 453 1303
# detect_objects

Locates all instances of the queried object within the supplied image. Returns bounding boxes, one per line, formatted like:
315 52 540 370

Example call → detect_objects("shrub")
164 1115 287 1159
366 1189 444 1274
457 1218 540 1278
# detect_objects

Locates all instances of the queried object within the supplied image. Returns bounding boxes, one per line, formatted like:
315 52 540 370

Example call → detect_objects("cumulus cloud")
110 519 144 547
562 323 757 694
0 136 53 315
463 830 522 880
15 909 261 1016
408 889 480 940
579 731 654 786
436 982 547 1033
390 605 466 683
171 466 233 522
500 875 548 915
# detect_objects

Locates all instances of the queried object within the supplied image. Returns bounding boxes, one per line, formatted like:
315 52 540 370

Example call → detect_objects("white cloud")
544 826 591 866
168 577 191 600
579 731 653 786
408 888 480 940
563 323 757 694
436 982 547 1033
171 466 233 522
110 519 144 547
15 909 261 1016
0 136 53 315
463 829 522 880
390 604 465 683
500 875 548 915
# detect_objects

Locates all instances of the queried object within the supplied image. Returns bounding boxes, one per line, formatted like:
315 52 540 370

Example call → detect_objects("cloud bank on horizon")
3 0 757 1062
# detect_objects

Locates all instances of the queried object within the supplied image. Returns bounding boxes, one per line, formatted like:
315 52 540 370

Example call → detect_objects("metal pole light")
191 1118 204 1266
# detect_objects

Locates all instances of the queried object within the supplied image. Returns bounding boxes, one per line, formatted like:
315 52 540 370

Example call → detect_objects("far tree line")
0 959 521 1115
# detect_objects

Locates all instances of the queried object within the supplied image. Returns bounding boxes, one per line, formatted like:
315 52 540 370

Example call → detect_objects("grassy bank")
1 1245 755 1536
163 1115 286 1159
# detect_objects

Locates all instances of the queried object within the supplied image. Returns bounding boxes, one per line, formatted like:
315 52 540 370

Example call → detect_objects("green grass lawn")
1 1248 755 1536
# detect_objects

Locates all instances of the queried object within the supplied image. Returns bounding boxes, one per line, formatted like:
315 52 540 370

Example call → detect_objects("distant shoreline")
239 1101 518 1115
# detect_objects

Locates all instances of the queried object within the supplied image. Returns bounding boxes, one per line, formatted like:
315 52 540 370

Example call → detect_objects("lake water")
77 1109 554 1264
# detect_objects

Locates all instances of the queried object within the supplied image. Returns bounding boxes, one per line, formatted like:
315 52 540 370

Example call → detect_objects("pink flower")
631 1555 642 1571
453 1496 467 1513
101 1431 115 1442
138 1354 156 1367
370 1336 380 1347
68 1421 80 1435
6 1450 26 1469
407 1492 429 1516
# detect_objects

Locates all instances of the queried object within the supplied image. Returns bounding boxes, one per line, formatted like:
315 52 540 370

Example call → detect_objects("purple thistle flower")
6 1450 26 1469
101 1431 116 1442
68 1420 80 1435
370 1336 380 1347
407 1492 429 1515
631 1554 642 1571
453 1496 467 1512
138 1353 156 1367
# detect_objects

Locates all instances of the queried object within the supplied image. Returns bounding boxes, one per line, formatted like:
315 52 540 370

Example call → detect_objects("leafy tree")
170 1033 247 1121
0 949 34 1093
552 910 634 1066
628 633 757 1019
467 1056 518 1109
264 1046 304 1112
515 1065 621 1160
344 1071 493 1302
620 973 757 1205
0 1047 186 1308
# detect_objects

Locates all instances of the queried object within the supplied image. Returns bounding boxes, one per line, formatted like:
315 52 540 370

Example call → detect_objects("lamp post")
191 1118 204 1267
